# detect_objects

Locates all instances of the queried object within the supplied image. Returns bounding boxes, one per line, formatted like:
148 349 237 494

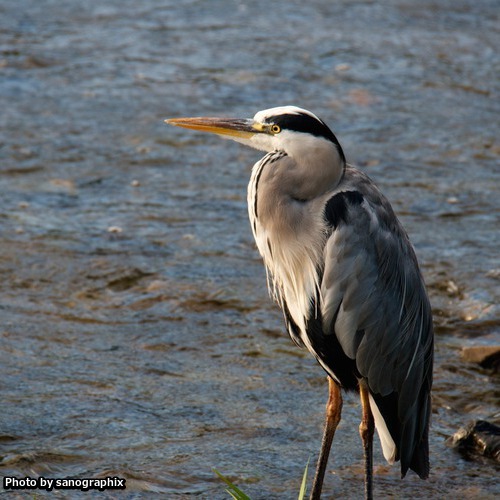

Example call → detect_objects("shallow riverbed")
0 0 499 498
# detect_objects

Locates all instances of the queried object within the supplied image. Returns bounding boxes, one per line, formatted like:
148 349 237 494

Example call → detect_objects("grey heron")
167 106 434 499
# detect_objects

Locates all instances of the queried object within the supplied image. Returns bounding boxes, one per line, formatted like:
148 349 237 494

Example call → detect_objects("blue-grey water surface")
0 0 499 498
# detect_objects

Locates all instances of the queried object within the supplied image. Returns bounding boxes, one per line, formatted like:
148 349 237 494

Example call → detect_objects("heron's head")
166 105 345 167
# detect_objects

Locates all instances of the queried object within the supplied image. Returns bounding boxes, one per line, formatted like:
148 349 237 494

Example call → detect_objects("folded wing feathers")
320 191 433 474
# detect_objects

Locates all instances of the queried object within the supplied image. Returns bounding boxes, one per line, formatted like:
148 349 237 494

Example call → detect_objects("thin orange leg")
359 381 375 500
310 376 342 500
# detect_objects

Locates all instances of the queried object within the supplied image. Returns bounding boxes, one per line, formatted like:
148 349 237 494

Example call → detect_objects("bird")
166 106 434 499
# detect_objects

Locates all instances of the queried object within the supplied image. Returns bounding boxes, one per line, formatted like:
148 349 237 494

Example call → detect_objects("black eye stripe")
270 113 332 140
269 113 345 164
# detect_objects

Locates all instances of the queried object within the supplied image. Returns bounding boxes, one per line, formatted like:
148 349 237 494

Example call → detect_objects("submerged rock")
450 420 500 463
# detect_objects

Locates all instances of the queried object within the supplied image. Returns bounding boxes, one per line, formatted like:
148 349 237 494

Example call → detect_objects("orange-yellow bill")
165 116 258 139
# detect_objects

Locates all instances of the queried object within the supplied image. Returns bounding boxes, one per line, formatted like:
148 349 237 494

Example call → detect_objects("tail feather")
370 386 430 479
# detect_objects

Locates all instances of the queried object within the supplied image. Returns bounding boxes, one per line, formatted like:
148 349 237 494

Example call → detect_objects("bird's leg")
310 376 342 500
359 381 375 500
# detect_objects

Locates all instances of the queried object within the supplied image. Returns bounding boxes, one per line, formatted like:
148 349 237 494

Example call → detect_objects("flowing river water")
0 1 498 498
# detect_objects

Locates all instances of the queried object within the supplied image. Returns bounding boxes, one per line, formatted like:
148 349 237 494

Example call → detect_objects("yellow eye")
270 124 281 134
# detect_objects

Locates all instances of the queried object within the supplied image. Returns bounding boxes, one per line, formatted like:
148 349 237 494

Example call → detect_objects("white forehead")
253 105 320 123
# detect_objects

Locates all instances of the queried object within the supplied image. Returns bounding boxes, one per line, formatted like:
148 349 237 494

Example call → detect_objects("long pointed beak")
165 116 258 139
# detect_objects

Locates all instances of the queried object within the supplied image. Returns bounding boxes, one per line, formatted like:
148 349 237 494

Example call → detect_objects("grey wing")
320 188 433 476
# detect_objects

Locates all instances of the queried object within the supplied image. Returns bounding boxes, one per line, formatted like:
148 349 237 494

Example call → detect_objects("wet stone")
450 420 500 463
461 346 500 373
